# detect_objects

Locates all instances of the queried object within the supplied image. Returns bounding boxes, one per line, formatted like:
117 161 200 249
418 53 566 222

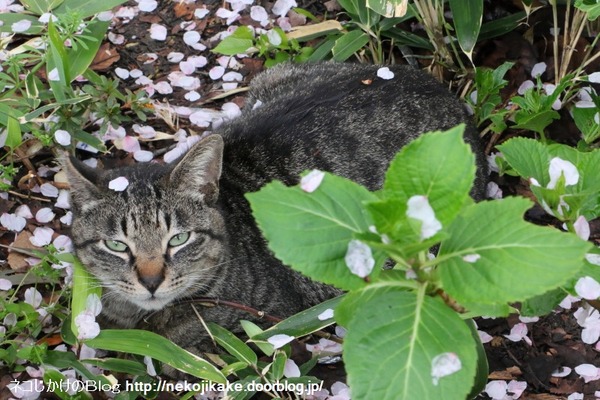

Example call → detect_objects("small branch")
176 297 283 323
6 190 52 202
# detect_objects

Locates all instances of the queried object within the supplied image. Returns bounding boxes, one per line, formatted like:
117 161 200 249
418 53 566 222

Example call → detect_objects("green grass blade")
448 0 483 62
86 329 227 383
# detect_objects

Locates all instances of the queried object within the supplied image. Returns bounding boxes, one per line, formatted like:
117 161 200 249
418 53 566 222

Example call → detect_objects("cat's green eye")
105 240 128 252
168 232 190 247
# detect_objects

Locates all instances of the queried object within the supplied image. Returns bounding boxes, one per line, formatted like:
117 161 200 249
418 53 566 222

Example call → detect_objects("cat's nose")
138 273 164 294
136 257 165 293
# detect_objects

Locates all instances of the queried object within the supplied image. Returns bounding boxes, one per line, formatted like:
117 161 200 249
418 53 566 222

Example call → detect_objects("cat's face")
65 135 226 311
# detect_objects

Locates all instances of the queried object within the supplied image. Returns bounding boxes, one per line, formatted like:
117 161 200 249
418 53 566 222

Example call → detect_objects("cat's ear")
168 134 224 204
61 154 103 212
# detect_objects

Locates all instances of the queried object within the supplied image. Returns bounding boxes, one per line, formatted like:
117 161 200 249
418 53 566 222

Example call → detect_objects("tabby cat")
65 62 487 372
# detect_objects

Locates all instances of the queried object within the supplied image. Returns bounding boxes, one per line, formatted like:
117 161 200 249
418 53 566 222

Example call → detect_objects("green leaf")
466 319 489 400
86 329 227 383
448 0 483 62
53 0 128 18
573 106 600 144
438 197 592 306
70 257 102 338
513 109 560 135
212 26 255 56
520 288 567 317
251 296 343 341
306 36 337 61
20 0 64 15
367 0 406 17
479 12 527 41
338 0 380 26
497 137 551 184
382 125 475 228
68 20 110 79
340 288 478 400
0 14 43 34
268 351 287 381
247 173 381 290
382 27 435 50
5 110 22 149
240 320 273 356
331 30 370 61
43 370 72 400
43 350 114 384
575 0 600 20
206 322 257 367
80 358 148 375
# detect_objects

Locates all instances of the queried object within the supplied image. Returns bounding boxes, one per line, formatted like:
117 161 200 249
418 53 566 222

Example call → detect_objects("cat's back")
217 62 486 197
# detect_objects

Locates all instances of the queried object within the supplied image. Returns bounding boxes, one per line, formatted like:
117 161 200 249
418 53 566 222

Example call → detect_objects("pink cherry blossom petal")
223 71 243 82
462 253 480 263
504 323 528 342
0 279 11 291
115 67 130 79
267 334 294 349
317 308 334 321
183 30 201 46
552 366 572 378
431 352 462 386
35 207 55 223
121 136 141 153
53 235 73 253
575 276 600 300
15 205 33 219
54 129 71 146
1 213 26 232
344 240 375 278
134 150 154 162
185 91 201 101
30 227 54 247
300 169 325 192
586 253 600 266
48 68 60 81
574 364 600 383
11 19 32 33
485 380 508 400
108 176 129 191
167 52 185 63
283 359 300 378
179 60 196 75
531 62 547 78
377 67 395 80
406 195 442 239
478 330 493 343
573 215 590 240
137 0 157 12
548 157 579 189
55 190 71 209
40 183 59 198
518 80 535 95
75 312 100 339
24 287 43 308
250 6 269 23
209 66 225 80
149 24 167 41
195 7 210 18
60 211 73 225
153 81 173 94
272 0 297 16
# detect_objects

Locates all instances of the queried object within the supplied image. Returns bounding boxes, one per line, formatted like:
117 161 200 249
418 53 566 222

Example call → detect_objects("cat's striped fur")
65 63 486 372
